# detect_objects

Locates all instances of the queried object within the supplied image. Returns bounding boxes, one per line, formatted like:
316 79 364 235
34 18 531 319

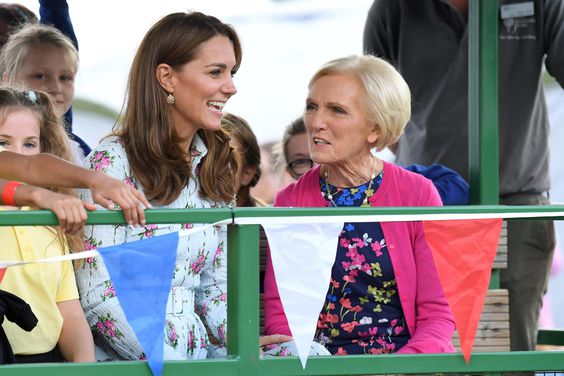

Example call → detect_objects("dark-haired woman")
77 12 241 361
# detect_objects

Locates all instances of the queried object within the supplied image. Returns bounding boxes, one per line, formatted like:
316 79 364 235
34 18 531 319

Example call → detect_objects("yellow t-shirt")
0 209 78 355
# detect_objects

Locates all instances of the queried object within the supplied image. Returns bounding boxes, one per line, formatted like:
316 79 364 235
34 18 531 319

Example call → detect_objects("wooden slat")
493 221 508 269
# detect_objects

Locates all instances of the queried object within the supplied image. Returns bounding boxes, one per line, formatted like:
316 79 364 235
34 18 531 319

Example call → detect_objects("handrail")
3 204 564 227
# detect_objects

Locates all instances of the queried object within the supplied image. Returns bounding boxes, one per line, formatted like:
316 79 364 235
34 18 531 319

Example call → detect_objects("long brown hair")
221 112 262 207
0 86 82 251
115 12 242 205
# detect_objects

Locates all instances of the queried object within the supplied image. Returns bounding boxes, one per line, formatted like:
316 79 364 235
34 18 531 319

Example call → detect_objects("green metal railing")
1 207 564 375
2 0 564 374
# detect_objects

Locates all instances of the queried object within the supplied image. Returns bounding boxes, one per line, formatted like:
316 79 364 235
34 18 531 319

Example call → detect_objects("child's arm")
1 180 94 234
0 151 151 226
57 299 95 362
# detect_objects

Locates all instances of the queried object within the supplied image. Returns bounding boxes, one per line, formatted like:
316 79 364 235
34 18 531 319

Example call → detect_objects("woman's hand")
87 171 152 227
259 334 293 355
30 187 95 235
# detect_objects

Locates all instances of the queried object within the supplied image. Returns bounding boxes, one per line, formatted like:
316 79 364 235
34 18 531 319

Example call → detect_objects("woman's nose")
222 77 237 96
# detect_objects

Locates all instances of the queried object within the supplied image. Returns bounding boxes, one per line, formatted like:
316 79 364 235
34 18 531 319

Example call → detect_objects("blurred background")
15 0 564 329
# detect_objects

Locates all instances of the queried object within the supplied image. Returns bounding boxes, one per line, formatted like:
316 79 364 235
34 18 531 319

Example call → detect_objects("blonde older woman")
264 55 455 355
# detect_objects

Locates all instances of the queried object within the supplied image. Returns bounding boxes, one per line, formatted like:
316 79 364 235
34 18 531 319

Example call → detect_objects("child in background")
0 87 95 363
221 113 265 207
0 23 85 162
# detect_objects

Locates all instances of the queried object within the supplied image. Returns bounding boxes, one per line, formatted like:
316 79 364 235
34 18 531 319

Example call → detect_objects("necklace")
324 157 377 208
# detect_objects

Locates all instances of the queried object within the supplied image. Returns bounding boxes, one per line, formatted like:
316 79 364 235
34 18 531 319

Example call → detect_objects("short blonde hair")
0 23 78 82
308 55 411 150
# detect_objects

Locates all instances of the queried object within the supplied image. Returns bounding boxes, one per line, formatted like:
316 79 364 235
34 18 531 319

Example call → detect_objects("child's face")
0 109 41 156
16 44 76 116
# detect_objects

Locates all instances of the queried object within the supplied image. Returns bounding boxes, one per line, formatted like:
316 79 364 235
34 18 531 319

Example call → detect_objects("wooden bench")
258 222 510 352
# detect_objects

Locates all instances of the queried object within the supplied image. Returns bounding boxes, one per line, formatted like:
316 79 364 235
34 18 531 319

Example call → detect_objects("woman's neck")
322 155 382 188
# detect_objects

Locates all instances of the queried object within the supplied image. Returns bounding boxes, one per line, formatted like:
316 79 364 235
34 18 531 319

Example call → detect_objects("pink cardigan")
264 161 456 354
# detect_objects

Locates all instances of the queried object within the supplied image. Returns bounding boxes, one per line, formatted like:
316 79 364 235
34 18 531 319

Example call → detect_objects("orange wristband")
2 181 22 206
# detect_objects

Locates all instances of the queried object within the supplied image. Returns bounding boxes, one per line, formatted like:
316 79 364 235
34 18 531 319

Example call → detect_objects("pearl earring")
166 93 175 105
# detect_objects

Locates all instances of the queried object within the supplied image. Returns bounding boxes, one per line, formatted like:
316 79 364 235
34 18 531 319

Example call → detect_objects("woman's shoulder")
385 161 434 186
383 161 441 206
83 137 128 173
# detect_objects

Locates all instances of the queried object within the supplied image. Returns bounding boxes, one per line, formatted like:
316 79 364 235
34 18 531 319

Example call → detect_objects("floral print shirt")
316 172 410 355
77 135 228 361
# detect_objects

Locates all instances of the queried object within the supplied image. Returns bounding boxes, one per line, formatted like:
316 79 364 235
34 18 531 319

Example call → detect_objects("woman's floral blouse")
317 171 410 355
76 135 228 361
262 171 410 358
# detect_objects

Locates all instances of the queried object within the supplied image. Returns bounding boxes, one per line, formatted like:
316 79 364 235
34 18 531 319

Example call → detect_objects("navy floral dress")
316 171 410 355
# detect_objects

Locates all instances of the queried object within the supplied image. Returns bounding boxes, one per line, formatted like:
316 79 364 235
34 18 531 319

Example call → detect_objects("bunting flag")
97 231 179 376
263 222 344 369
423 219 503 362
0 268 6 283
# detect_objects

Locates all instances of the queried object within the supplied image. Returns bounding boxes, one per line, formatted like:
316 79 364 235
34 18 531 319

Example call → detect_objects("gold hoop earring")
166 93 175 105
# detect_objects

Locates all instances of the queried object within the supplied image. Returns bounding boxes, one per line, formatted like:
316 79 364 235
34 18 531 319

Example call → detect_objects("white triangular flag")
263 222 343 369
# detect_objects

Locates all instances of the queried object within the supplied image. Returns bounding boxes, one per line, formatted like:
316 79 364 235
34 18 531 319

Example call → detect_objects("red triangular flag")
0 268 6 283
423 219 502 363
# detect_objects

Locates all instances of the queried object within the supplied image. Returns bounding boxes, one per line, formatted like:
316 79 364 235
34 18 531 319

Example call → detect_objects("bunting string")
1 210 563 267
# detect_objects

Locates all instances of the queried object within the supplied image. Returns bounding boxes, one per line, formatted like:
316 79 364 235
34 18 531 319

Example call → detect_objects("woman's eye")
23 142 37 149
0 140 8 147
210 69 221 77
61 75 74 82
305 103 317 112
332 106 346 114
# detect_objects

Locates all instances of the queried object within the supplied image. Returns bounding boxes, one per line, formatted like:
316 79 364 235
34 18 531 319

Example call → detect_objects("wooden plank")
493 221 508 269
486 289 508 297
453 337 510 346
453 329 510 340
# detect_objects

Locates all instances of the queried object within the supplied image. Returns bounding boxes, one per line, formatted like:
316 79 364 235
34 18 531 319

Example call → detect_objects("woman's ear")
367 123 381 145
156 63 175 93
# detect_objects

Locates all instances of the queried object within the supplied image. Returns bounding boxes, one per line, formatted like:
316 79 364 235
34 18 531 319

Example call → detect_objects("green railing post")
469 0 499 205
227 223 260 374
469 0 500 291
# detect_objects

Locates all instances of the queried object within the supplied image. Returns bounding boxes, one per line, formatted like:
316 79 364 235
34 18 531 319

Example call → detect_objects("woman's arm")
397 182 456 354
263 191 293 336
263 247 292 336
57 299 95 362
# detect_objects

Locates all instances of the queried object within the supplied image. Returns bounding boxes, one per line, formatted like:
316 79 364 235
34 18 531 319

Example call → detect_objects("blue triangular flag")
97 231 178 376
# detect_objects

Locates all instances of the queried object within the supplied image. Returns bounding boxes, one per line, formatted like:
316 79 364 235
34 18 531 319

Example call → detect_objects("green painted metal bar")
233 205 564 218
0 359 240 376
0 208 232 226
537 329 564 346
227 224 260 375
468 0 499 205
257 351 564 375
488 269 500 289
1 351 563 376
3 205 564 227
